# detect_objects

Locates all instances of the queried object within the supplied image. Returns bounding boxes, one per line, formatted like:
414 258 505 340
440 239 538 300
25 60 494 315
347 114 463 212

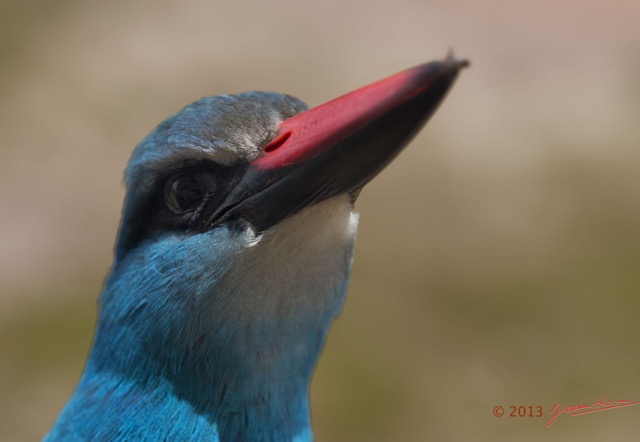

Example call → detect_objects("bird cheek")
243 226 262 247
228 218 262 247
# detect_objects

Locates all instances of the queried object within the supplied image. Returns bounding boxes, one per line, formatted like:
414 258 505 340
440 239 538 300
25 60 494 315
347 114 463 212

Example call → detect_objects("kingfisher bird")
46 54 467 441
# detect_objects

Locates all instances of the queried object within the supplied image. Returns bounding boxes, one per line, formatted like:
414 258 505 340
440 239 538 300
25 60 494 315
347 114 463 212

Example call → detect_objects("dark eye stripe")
165 173 216 214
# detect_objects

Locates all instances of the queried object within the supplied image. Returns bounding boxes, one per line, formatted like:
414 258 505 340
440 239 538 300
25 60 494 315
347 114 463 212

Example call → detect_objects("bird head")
60 55 467 440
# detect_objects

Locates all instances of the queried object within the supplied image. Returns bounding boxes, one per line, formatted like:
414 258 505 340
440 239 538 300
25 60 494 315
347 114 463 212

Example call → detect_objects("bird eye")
164 172 216 214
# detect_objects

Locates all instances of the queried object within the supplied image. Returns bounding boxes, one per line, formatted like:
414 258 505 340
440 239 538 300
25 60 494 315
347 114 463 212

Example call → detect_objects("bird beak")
207 54 468 232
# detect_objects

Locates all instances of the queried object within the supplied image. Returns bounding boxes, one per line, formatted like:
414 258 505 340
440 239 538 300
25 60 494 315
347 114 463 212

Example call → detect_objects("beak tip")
444 49 471 71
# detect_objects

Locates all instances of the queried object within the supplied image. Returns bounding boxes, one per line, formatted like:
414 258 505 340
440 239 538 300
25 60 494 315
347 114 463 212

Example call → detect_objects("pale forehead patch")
125 92 308 191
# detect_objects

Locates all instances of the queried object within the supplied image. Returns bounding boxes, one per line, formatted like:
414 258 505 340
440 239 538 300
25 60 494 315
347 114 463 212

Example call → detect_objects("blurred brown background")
1 0 639 440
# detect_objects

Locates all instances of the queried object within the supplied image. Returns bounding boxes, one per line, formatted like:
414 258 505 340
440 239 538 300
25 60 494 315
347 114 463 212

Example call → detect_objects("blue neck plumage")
49 198 357 441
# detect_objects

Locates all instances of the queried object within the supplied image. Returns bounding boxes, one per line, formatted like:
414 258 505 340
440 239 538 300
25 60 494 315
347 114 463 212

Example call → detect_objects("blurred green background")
1 0 639 440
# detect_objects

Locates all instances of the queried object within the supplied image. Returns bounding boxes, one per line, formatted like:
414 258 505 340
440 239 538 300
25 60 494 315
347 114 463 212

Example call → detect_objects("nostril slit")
263 131 291 153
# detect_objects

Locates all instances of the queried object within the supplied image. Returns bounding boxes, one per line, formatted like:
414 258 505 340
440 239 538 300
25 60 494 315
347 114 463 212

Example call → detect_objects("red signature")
546 394 638 428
